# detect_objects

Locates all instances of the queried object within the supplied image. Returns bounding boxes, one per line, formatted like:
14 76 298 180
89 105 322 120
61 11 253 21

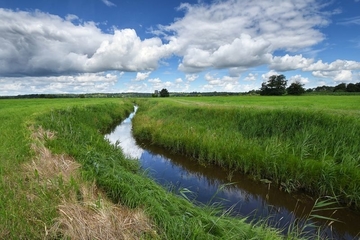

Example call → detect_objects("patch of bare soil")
25 126 157 239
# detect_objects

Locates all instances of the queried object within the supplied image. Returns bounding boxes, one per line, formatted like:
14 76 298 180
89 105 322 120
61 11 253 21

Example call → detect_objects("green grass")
1 98 285 239
36 100 284 239
0 98 133 238
170 95 360 113
132 95 360 209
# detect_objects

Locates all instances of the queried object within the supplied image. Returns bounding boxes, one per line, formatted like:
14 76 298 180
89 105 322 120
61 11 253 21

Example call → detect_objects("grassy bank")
0 98 139 238
1 98 283 239
132 96 360 209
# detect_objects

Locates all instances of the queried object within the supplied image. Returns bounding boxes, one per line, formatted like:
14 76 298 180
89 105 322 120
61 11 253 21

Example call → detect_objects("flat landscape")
1 95 360 239
133 95 360 207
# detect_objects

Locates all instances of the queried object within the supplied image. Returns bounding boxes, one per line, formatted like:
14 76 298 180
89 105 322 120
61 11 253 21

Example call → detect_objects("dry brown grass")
25 126 157 240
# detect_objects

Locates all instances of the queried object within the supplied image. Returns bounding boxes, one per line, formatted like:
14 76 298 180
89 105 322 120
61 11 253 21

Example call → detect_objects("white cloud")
1 1 359 95
185 74 198 82
159 0 329 73
134 72 151 81
270 54 314 71
148 78 162 83
244 73 258 81
175 78 183 83
261 70 279 81
338 16 360 25
65 14 79 22
312 70 353 82
101 0 116 7
304 60 360 71
85 29 168 72
210 35 272 69
203 73 240 91
0 9 169 77
0 72 119 95
269 57 360 83
125 82 148 93
288 75 310 85
146 78 175 91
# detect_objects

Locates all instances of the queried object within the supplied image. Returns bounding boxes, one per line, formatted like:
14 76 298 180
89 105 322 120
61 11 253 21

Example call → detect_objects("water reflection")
105 106 360 240
105 109 144 159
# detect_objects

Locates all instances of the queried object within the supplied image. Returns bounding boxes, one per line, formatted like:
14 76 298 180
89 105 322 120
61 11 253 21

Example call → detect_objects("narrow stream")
105 106 360 240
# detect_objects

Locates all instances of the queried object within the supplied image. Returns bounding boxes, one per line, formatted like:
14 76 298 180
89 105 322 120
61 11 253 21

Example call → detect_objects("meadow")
0 98 285 239
132 95 360 209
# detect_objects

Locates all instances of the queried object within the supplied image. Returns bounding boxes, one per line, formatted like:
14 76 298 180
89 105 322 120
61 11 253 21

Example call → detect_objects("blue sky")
0 0 360 95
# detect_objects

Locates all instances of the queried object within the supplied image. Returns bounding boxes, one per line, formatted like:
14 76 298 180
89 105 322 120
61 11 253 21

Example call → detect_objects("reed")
1 96 346 239
33 99 284 239
132 96 360 209
0 98 137 238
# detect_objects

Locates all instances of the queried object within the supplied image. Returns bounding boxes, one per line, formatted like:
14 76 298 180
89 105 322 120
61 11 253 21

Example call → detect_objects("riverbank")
132 96 360 210
0 98 284 239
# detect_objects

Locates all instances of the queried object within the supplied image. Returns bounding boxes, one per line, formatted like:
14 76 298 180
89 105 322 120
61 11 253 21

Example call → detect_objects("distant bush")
260 75 287 96
287 81 305 95
160 88 170 97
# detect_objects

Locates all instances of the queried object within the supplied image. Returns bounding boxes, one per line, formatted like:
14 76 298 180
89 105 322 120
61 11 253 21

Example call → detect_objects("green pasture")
0 98 130 238
169 95 360 113
132 95 360 208
0 98 285 239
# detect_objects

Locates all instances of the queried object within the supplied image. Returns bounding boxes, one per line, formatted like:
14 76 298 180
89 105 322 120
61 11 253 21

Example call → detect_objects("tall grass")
2 97 348 239
0 98 135 238
33 99 284 239
132 96 360 209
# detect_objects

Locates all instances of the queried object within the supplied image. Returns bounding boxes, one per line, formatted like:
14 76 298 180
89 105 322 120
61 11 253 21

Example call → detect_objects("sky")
0 0 360 95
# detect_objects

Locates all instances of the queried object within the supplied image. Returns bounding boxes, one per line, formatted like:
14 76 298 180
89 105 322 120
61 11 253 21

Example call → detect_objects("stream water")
105 106 360 240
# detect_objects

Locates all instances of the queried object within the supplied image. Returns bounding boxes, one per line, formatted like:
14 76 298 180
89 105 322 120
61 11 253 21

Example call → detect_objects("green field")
132 95 360 209
1 98 286 239
0 98 135 238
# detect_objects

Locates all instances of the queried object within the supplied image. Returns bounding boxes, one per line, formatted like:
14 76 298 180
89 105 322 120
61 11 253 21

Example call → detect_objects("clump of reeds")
34 100 284 239
132 99 360 209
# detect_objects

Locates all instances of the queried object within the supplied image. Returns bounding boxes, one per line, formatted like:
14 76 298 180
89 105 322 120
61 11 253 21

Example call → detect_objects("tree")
346 83 360 92
333 83 346 92
260 75 287 96
287 81 305 95
159 88 169 97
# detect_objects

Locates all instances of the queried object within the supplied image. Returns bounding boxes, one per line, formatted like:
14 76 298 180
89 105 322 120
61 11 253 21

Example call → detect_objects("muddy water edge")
105 106 360 240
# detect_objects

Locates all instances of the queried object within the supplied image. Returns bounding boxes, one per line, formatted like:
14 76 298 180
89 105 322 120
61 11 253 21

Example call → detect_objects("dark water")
105 107 360 240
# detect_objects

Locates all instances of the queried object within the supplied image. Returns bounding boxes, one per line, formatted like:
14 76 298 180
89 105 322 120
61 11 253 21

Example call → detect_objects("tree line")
260 74 360 96
2 77 360 99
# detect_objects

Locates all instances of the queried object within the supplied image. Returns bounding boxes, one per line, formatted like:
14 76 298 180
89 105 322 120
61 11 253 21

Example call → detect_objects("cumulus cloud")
303 60 360 71
0 72 119 95
270 54 314 71
158 0 329 73
2 1 360 95
244 73 258 81
185 74 198 82
299 60 360 82
86 29 168 72
0 9 168 77
178 34 272 72
203 73 240 91
288 75 310 84
148 78 162 84
134 72 151 81
312 70 353 82
146 78 175 91
269 57 360 82
261 70 279 81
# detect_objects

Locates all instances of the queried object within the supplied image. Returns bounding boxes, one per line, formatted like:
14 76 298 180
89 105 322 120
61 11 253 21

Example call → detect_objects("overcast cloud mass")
0 0 360 95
